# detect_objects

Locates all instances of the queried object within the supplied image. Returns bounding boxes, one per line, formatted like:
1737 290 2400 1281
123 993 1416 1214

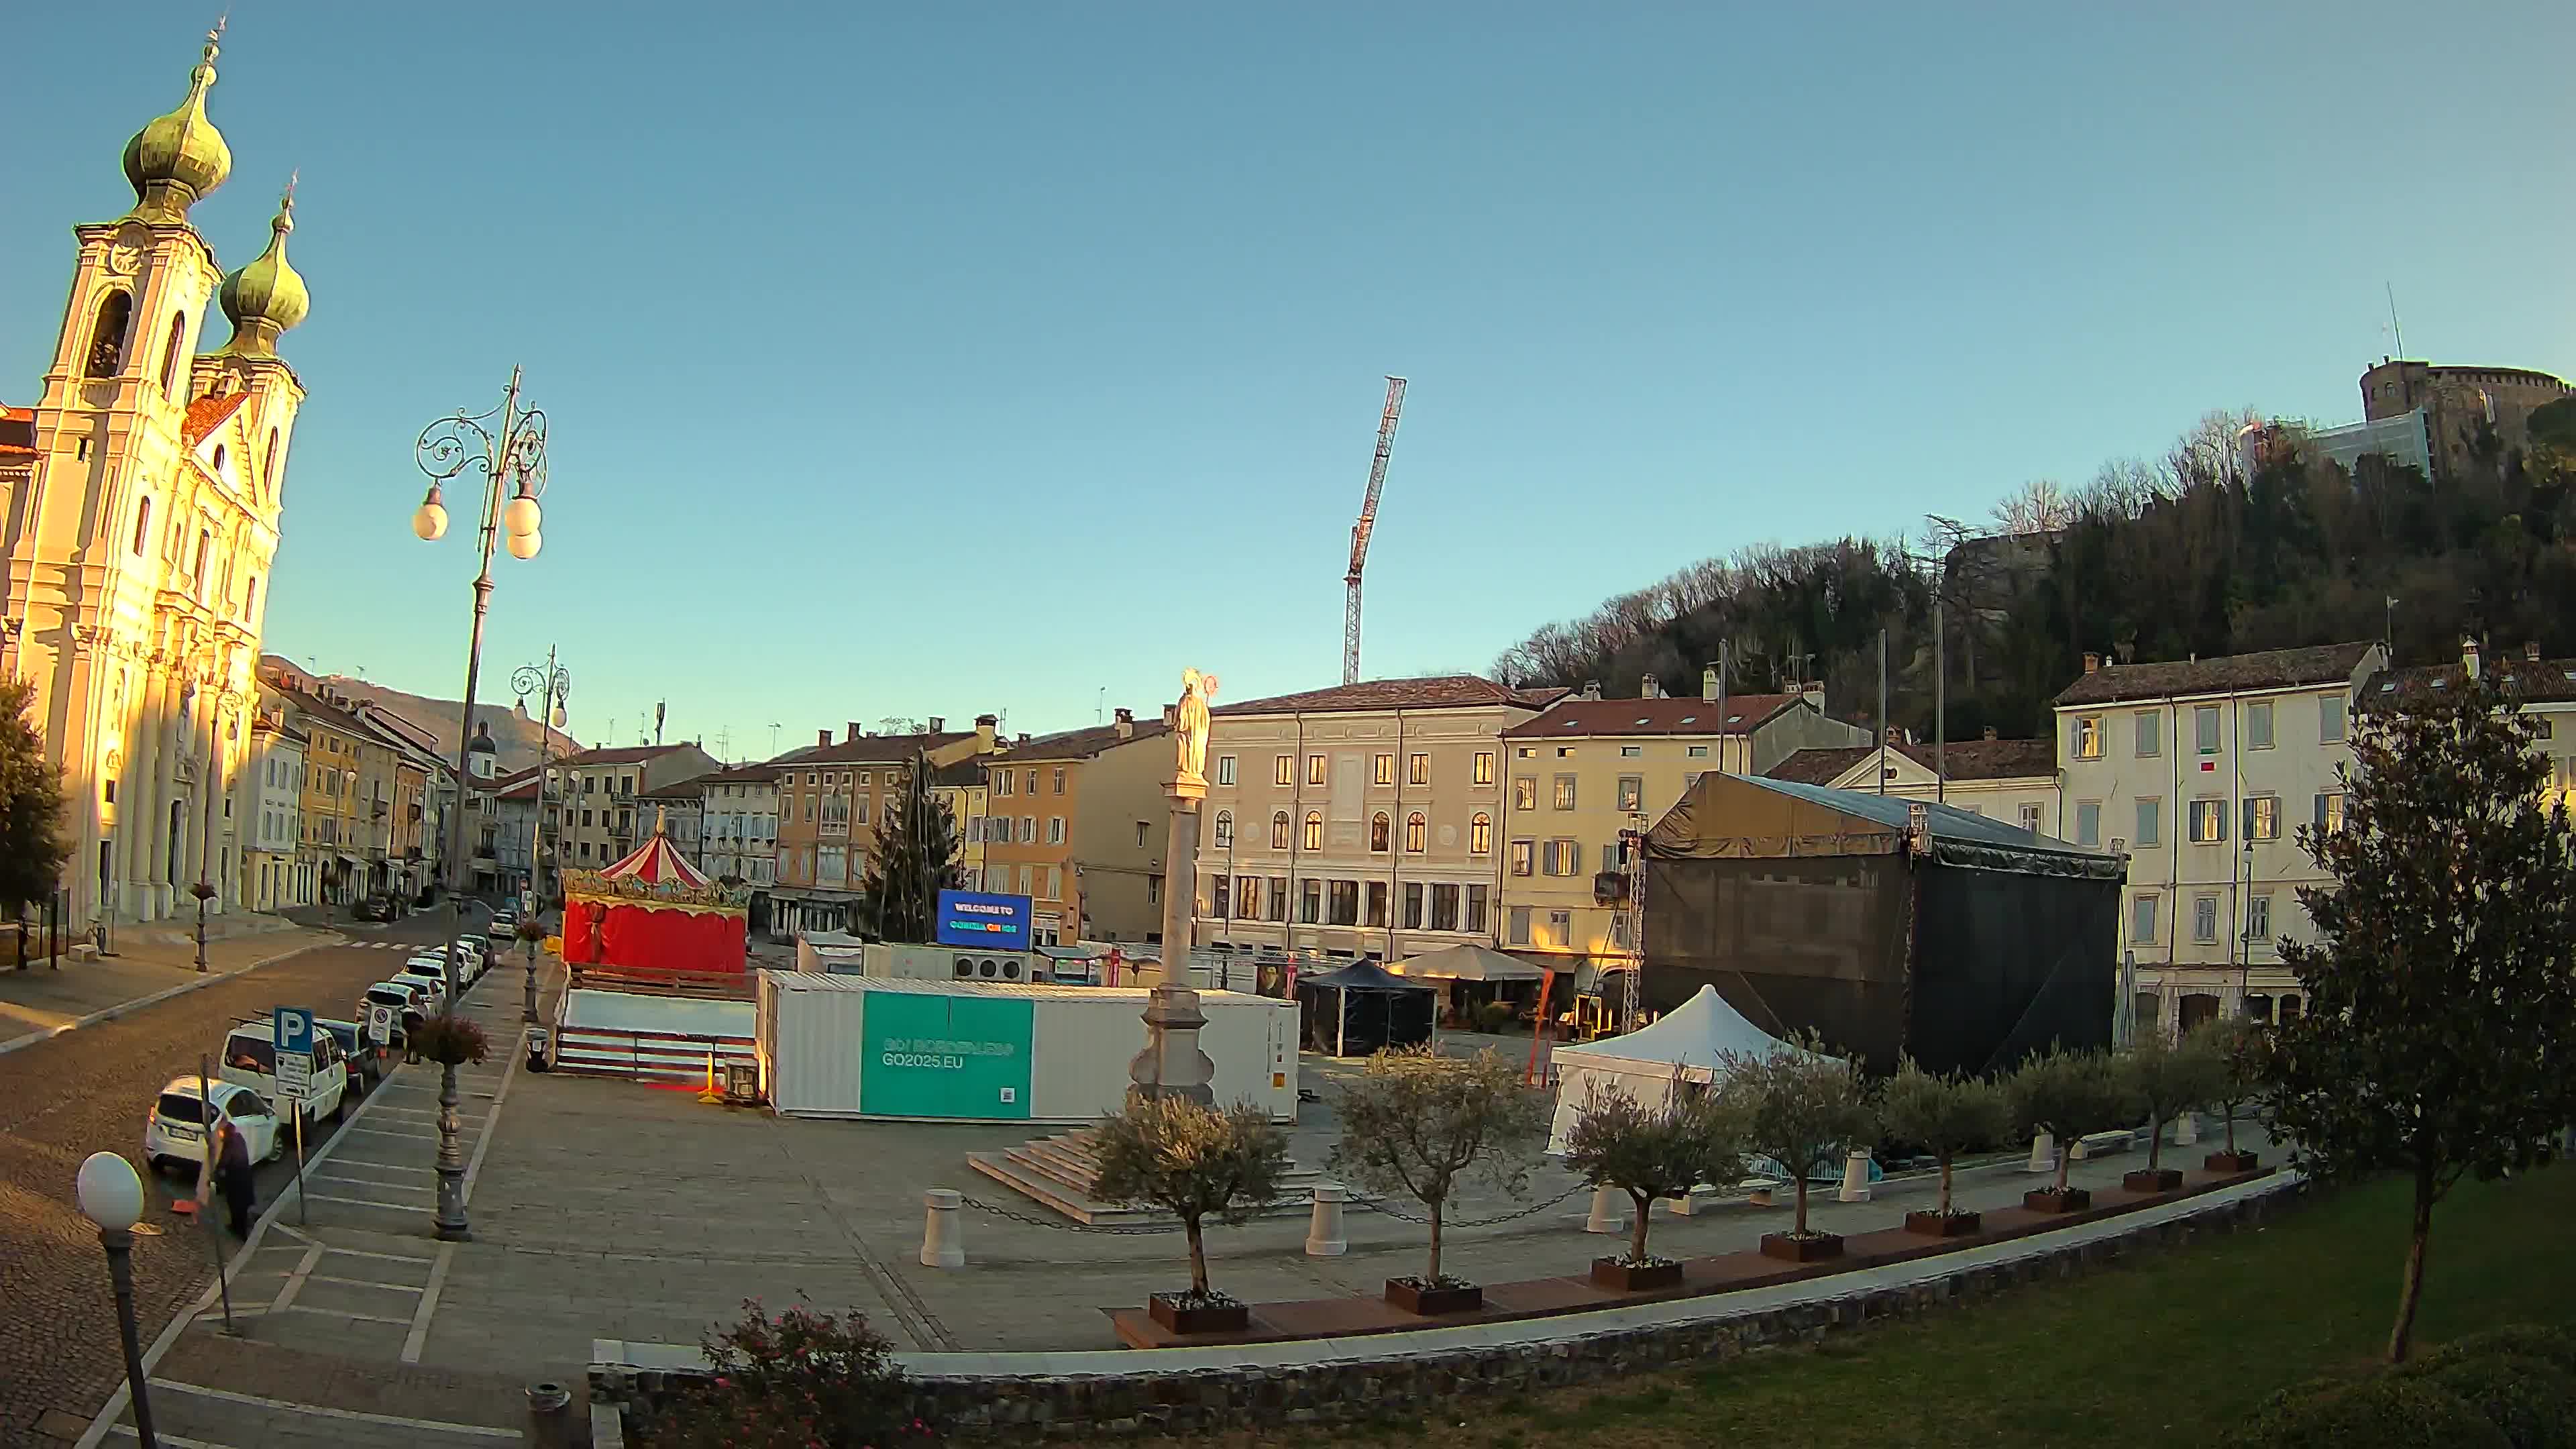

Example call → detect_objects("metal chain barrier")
1347 1183 1586 1228
954 1193 1189 1235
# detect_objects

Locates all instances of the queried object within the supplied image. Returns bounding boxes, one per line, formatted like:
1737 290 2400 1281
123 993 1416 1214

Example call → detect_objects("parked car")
358 981 423 1051
394 962 450 1010
353 893 400 922
317 1016 388 1091
487 910 519 947
219 1020 352 1129
143 1077 283 1175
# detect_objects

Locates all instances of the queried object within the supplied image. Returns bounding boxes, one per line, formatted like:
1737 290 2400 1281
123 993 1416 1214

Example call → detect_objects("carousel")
558 809 749 976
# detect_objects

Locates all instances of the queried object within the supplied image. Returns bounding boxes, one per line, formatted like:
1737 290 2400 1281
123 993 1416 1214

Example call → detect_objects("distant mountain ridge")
261 656 577 766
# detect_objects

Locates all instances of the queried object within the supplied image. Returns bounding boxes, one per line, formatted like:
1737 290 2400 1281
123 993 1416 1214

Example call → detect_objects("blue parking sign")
274 1006 315 1057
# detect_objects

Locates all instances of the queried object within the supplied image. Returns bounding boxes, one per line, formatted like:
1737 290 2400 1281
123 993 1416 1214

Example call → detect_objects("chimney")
1114 707 1134 740
1016 733 1030 745
1640 674 1661 699
975 713 998 749
846 721 862 743
928 716 946 733
2082 652 2100 674
2526 641 2542 663
1580 680 1602 701
2462 636 2481 680
817 729 831 748
1701 665 1720 702
1982 725 1998 741
1802 682 1823 712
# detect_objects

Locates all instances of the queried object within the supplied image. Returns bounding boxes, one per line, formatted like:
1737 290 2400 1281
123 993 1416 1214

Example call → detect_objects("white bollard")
1837 1149 1873 1203
1585 1185 1625 1234
919 1188 965 1269
2176 1110 2200 1146
2026 1132 2056 1173
1305 1184 1348 1256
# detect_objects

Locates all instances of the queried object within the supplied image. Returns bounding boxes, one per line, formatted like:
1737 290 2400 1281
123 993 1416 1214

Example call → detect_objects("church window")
262 429 279 495
157 313 186 394
211 445 226 476
131 496 153 557
87 291 133 378
243 576 258 621
194 529 209 587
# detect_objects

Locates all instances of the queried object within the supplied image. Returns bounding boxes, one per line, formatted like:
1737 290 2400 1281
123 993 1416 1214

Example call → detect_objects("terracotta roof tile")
180 392 248 448
1501 694 1801 739
770 732 975 768
1216 675 1557 716
2052 642 2379 707
1765 737 2056 785
561 743 699 767
996 720 1169 761
2367 655 2576 707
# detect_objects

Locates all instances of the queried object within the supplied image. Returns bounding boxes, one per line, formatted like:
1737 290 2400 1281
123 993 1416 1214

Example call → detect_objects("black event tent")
1296 960 1437 1057
1644 772 2123 1077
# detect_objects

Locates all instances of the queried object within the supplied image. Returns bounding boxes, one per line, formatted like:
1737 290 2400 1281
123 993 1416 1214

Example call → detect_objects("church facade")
0 28 311 928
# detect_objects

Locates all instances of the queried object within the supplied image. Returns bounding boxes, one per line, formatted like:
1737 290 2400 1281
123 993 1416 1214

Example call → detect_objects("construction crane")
1343 376 1409 686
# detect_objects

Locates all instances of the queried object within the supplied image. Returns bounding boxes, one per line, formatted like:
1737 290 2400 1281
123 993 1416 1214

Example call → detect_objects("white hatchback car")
142 1077 284 1174
219 1020 352 1129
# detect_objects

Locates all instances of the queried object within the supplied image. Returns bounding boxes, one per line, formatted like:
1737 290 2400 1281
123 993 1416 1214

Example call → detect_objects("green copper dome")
217 188 309 358
122 30 232 223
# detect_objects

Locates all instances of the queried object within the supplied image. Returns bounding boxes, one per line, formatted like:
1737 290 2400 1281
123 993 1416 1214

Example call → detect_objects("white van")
219 1020 352 1129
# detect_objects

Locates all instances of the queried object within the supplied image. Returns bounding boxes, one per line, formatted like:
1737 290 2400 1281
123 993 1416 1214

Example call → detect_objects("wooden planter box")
1383 1278 1483 1315
1147 1293 1249 1335
2123 1167 2184 1193
1904 1209 1982 1238
2023 1187 2092 1214
1590 1256 1684 1291
2204 1150 2261 1174
1759 1231 1844 1263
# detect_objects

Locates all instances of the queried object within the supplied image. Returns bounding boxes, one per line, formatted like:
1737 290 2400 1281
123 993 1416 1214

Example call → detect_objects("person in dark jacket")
209 1116 256 1236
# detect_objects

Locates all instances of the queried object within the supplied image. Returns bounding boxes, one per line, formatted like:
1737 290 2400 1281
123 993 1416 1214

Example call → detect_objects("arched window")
194 529 210 586
211 444 227 476
242 576 258 620
1470 812 1492 855
262 429 279 496
86 291 133 378
1405 812 1427 853
157 313 186 394
1271 811 1290 850
131 496 153 556
1303 811 1323 852
1370 812 1390 853
1212 810 1233 849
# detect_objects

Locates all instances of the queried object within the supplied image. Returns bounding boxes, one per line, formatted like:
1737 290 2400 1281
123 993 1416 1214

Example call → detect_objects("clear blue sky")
6 3 2571 760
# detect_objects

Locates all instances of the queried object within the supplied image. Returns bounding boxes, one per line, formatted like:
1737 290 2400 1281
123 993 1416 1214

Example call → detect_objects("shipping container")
757 971 1297 1122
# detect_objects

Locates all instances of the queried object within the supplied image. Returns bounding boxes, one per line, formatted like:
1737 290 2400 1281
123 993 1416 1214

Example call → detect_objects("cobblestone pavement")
0 909 487 1449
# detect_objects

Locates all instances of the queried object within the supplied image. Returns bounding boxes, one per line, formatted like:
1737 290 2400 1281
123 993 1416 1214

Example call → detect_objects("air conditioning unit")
868 943 1042 985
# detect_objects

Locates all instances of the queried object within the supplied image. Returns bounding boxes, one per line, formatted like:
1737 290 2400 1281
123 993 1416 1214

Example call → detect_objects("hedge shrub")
2413 1354 2576 1449
2244 1375 2506 1449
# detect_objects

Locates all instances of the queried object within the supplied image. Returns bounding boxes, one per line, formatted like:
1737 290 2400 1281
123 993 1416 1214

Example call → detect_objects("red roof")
181 392 248 448
596 816 710 888
1501 694 1801 739
1216 676 1560 717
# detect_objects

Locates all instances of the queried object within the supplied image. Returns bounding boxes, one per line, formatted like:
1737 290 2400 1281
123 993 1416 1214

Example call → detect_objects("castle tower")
1 28 309 927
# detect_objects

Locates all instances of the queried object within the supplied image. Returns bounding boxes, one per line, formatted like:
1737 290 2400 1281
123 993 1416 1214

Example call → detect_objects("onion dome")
123 28 232 223
216 186 310 358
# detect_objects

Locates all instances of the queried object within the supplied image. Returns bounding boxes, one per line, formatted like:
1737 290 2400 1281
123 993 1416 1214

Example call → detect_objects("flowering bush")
647 1299 928 1448
407 1014 489 1067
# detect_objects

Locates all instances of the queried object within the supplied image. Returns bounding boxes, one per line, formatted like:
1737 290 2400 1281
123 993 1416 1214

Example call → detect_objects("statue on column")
1172 668 1218 786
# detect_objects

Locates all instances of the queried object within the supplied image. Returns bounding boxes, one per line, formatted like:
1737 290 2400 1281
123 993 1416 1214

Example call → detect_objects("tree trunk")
2147 1112 2163 1171
2387 1163 2436 1364
2224 1100 2239 1155
1628 1189 1653 1263
1185 1216 1210 1297
1937 1152 1954 1215
1793 1173 1811 1235
1426 1199 1445 1284
2054 1133 2072 1193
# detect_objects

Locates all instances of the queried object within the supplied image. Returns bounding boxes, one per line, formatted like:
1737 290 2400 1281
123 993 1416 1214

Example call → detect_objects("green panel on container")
860 991 1034 1120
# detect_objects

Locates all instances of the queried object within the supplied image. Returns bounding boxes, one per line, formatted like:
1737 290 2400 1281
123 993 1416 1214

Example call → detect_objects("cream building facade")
1191 676 1560 963
0 32 309 927
241 706 306 910
1491 680 1872 971
2053 641 2387 1038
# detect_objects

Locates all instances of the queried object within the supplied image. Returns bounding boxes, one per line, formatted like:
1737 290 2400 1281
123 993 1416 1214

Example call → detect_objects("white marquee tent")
1546 984 1817 1153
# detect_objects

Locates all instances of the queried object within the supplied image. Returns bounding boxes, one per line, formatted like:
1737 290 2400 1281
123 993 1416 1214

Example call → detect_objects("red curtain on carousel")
561 898 605 965
593 902 747 975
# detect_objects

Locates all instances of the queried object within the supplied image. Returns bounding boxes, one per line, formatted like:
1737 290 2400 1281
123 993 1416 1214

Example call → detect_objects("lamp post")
511 654 568 1026
413 367 549 1242
76 1151 158 1448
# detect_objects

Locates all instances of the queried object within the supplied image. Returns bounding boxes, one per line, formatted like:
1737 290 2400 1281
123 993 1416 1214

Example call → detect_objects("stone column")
2025 1132 2055 1173
1156 774 1203 976
1837 1148 1873 1202
1127 773 1218 1108
1304 1184 1347 1256
919 1189 965 1269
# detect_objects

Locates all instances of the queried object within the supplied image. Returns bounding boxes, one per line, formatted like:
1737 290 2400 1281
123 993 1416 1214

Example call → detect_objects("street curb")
0 933 345 1059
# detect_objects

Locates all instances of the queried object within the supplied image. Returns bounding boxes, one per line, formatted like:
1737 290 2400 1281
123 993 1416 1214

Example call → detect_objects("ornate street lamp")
511 651 570 1026
413 367 548 1242
76 1151 158 1448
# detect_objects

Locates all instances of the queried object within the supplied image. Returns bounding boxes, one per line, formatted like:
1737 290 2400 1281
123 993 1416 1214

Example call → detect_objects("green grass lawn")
1230 1166 2576 1449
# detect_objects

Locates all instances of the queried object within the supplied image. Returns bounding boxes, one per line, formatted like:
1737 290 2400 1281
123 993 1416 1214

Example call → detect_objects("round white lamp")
506 529 541 561
76 1150 159 1446
76 1150 144 1232
502 493 541 539
412 488 449 542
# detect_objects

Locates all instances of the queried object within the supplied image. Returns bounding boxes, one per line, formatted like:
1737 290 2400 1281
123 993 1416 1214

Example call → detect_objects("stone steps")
966 1127 1325 1226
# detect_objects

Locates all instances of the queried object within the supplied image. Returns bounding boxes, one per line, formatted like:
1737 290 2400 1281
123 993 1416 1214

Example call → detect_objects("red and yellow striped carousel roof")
597 810 709 888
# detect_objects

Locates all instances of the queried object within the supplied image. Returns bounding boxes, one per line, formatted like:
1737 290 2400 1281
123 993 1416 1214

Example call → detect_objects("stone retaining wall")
597 1177 2308 1441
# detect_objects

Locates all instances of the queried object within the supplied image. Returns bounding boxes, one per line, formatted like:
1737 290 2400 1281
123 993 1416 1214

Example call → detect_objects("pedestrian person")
197 1112 256 1237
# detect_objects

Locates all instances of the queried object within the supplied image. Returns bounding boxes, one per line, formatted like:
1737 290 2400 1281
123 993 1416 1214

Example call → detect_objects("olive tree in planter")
1327 1047 1547 1315
1092 1095 1290 1335
2197 1017 2265 1173
1561 1072 1749 1290
1717 1032 1875 1263
2117 1026 2222 1193
1878 1058 2008 1237
2006 1045 2132 1212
